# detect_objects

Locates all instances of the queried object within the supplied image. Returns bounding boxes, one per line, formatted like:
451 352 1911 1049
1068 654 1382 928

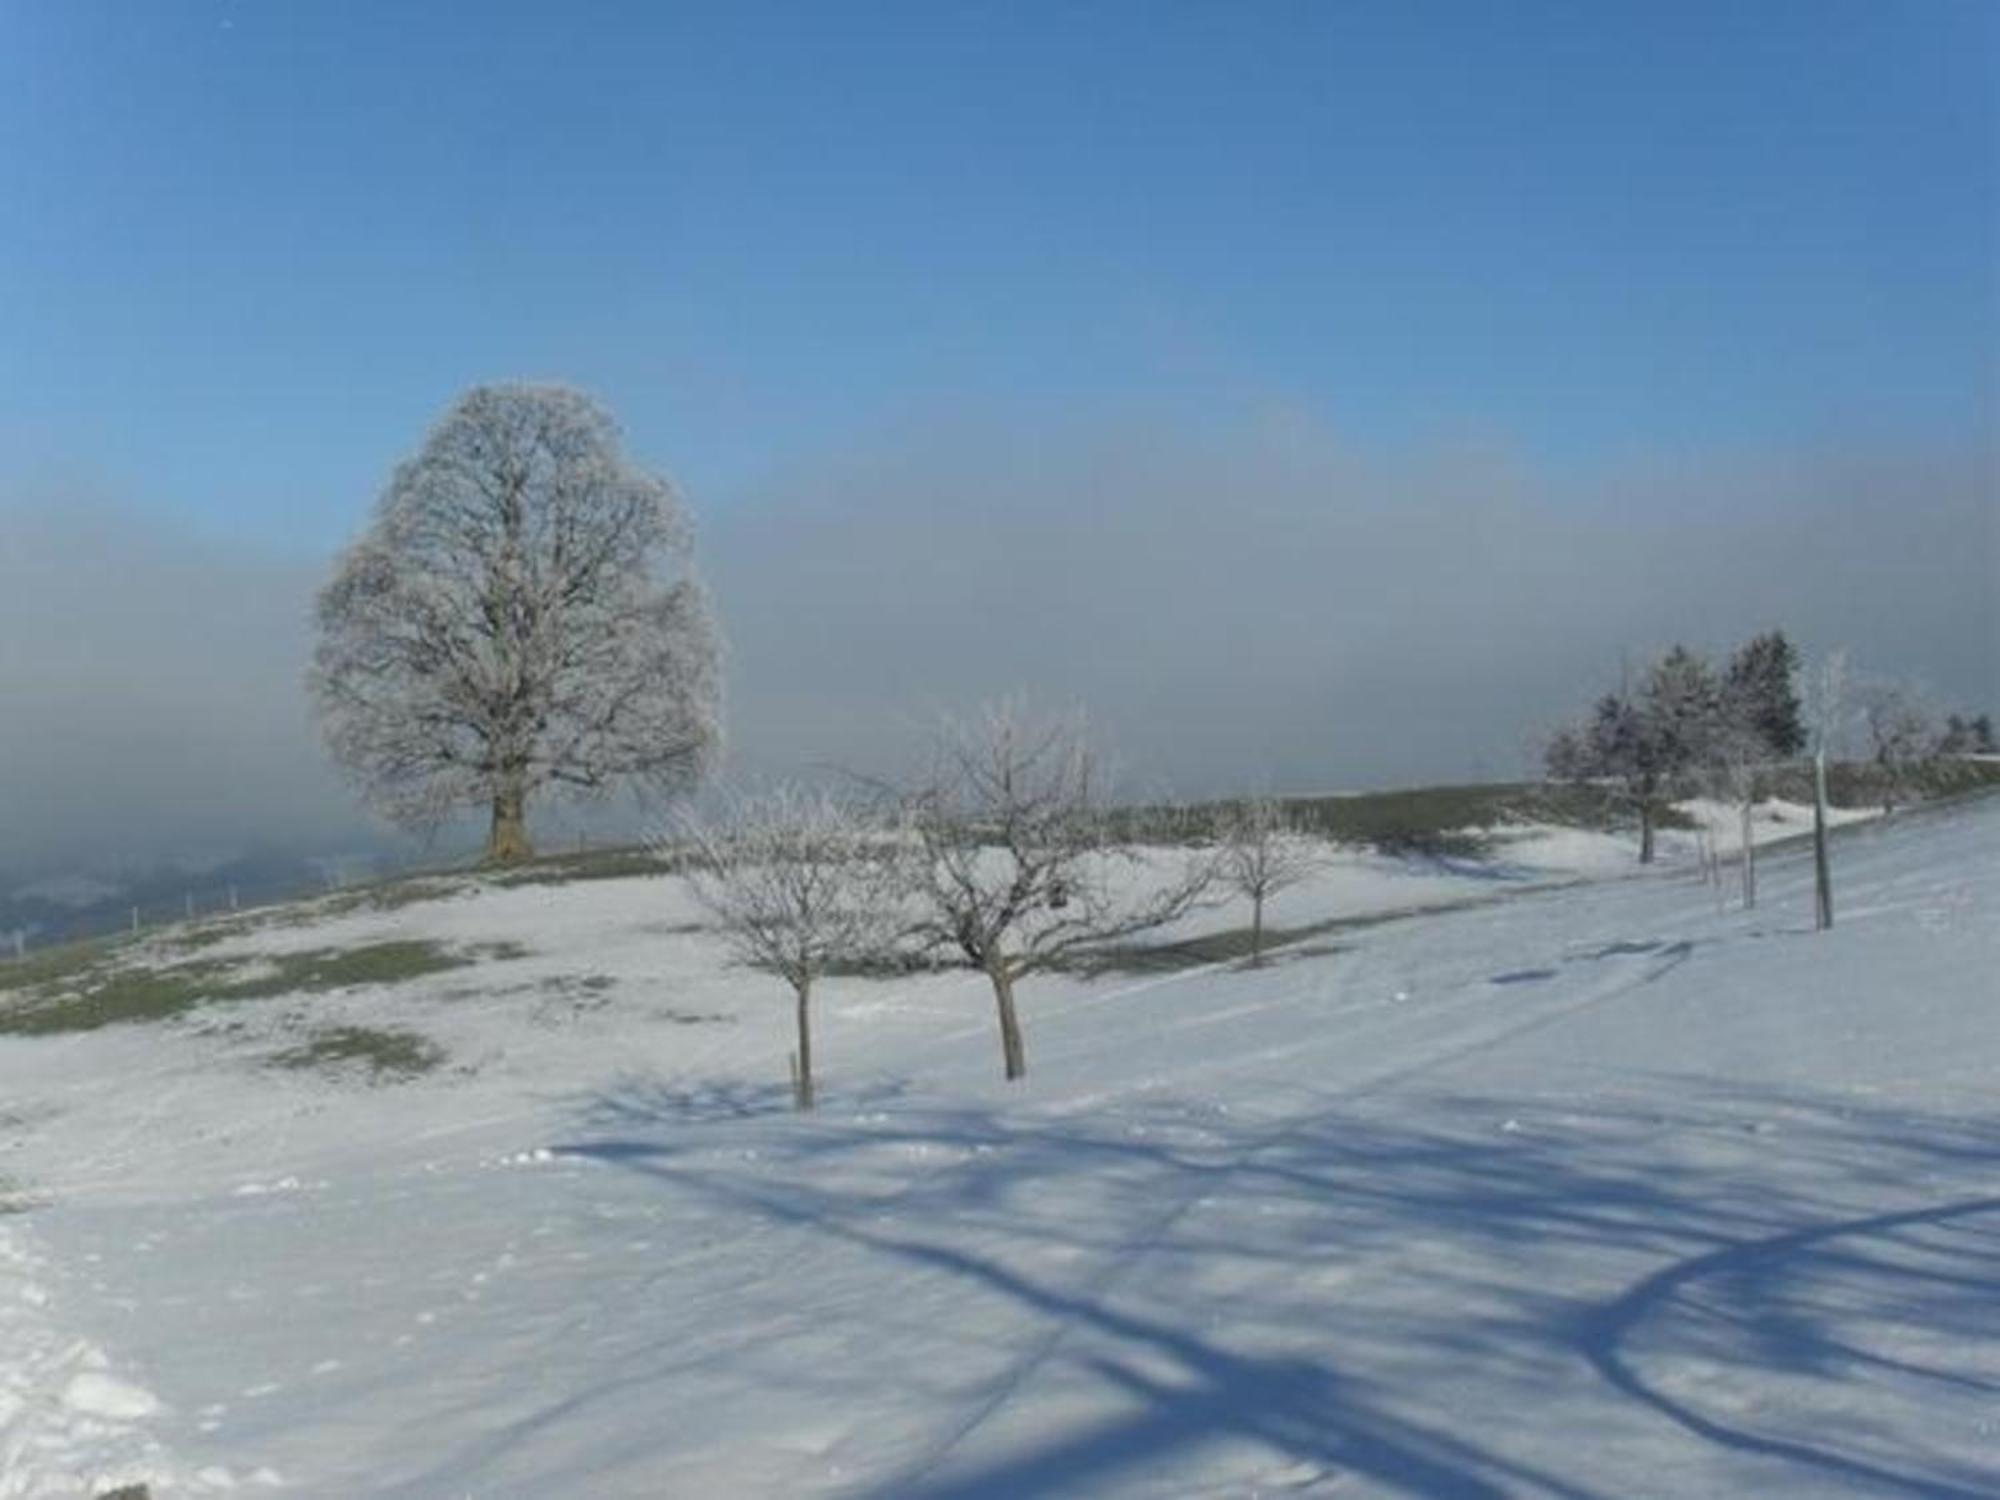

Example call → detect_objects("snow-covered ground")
1 798 1992 1498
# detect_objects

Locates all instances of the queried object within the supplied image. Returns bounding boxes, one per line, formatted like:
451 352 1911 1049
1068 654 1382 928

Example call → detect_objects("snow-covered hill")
1 799 1993 1498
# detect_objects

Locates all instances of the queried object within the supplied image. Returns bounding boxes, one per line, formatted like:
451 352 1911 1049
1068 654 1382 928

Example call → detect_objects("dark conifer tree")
1724 631 1805 757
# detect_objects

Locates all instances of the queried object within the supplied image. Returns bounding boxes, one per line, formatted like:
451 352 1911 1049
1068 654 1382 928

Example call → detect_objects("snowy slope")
0 800 1993 1498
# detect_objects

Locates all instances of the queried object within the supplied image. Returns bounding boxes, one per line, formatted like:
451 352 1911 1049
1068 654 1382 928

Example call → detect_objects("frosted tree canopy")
309 384 722 861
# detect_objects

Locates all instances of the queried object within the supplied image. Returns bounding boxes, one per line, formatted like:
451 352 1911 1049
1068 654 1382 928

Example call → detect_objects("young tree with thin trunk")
897 703 1213 1081
310 384 722 863
1702 713 1769 910
1217 795 1320 966
1854 678 1934 814
678 788 899 1110
1545 646 1718 865
1546 689 1673 863
1701 637 1806 911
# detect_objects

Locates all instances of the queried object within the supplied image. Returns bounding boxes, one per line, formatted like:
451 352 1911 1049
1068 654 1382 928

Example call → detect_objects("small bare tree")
678 787 899 1110
311 384 722 863
898 703 1213 1081
1216 795 1320 966
1854 678 1934 814
1700 718 1768 910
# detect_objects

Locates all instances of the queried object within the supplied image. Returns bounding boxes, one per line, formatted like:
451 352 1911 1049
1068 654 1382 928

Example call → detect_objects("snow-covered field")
2 798 1993 1498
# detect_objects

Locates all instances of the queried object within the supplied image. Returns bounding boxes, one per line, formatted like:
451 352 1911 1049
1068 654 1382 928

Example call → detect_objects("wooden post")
1740 797 1756 910
1812 749 1833 930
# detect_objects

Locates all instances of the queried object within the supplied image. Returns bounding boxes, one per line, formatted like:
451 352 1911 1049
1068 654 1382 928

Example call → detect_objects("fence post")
1812 749 1834 931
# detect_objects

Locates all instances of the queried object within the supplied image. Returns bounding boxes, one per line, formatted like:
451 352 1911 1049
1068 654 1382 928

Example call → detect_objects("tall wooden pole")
1812 748 1833 930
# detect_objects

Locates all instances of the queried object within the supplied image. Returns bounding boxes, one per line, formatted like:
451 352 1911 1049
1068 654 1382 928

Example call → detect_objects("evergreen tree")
1937 712 1998 755
1724 631 1805 757
1546 687 1677 863
1546 645 1721 865
1643 645 1723 772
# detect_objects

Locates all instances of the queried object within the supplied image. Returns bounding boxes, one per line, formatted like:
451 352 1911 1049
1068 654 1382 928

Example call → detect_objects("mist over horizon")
5 2 1991 885
4 413 1991 879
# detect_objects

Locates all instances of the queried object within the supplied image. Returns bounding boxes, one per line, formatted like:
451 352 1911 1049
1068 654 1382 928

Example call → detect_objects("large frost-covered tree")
310 385 721 862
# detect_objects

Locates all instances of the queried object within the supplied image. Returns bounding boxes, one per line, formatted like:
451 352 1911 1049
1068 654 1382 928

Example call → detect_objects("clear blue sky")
1 1 1992 552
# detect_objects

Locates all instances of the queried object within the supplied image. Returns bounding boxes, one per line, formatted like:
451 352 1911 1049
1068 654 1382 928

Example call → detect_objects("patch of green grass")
162 919 257 953
1067 896 1505 977
1126 781 1705 857
1066 918 1352 976
0 963 232 1037
467 939 533 962
271 1025 446 1082
1760 755 2000 811
485 844 680 887
247 940 474 996
0 934 126 998
0 939 490 1039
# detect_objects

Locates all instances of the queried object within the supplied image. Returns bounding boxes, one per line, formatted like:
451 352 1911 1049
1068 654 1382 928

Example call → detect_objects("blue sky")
3 1 1991 552
1 2 1994 869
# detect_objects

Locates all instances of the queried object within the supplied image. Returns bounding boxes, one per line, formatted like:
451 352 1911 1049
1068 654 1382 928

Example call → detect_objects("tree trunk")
1739 797 1756 910
988 963 1027 1081
486 784 533 864
793 978 815 1111
1250 892 1265 967
1637 800 1656 864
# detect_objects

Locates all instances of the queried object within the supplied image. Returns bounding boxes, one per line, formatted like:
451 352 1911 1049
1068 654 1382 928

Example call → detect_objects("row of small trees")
1544 631 1806 869
1545 631 1990 913
680 704 1321 1108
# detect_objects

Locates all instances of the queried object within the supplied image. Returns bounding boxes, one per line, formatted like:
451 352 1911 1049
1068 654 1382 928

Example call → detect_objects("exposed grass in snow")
1068 893 1508 975
269 1024 447 1082
0 933 124 996
1121 780 1702 857
0 938 521 1038
1764 753 2000 811
485 844 680 886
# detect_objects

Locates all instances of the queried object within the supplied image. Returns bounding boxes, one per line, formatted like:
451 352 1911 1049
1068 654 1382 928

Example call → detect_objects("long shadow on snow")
553 1074 2000 1499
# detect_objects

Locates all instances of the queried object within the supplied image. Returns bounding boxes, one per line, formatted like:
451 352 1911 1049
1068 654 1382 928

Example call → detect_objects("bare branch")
894 702 1214 1079
675 787 901 1109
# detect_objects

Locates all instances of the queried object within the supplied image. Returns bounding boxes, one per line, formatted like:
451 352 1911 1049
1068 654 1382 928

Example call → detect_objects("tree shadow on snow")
552 1075 2000 1499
